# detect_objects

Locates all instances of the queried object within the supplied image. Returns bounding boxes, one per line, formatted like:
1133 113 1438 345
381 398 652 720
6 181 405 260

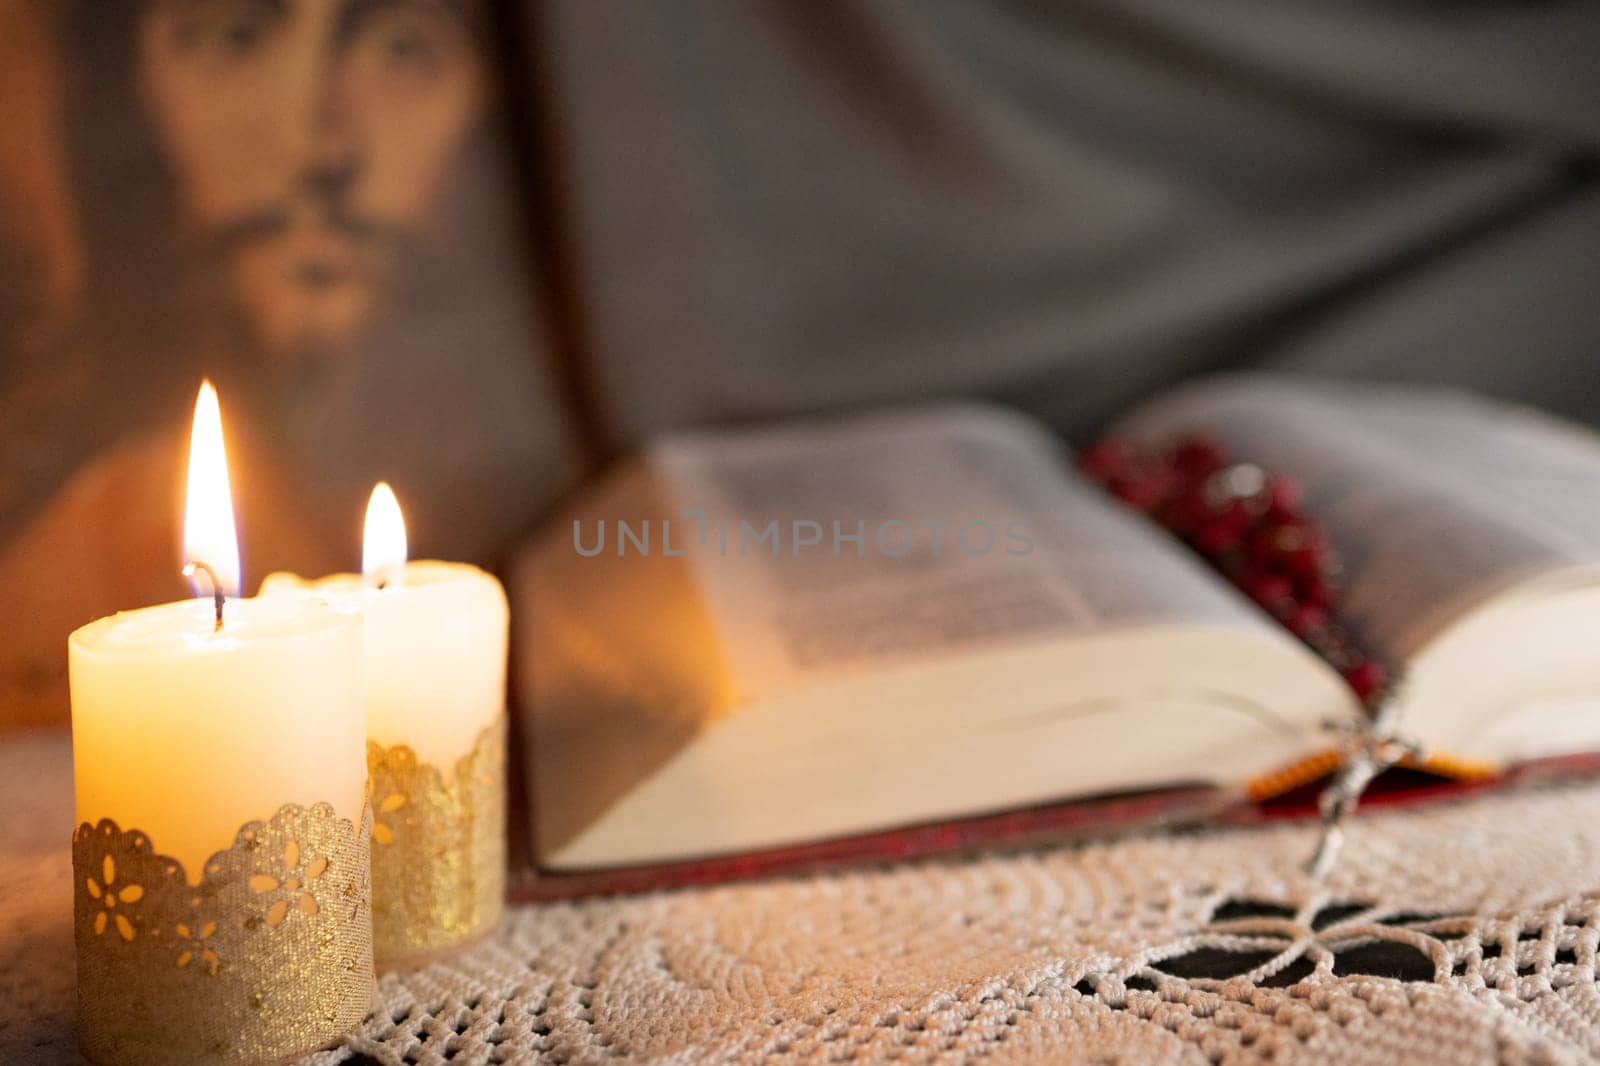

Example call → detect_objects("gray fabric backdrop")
530 0 1600 484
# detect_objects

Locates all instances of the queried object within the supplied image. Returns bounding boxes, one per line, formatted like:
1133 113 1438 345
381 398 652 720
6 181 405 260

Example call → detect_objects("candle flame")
183 381 241 598
363 481 407 586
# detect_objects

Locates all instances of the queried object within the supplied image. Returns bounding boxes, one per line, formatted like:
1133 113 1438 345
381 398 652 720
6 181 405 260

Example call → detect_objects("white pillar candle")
262 483 508 966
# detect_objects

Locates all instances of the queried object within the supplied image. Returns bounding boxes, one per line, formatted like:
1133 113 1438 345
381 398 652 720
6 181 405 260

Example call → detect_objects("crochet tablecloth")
6 728 1600 1065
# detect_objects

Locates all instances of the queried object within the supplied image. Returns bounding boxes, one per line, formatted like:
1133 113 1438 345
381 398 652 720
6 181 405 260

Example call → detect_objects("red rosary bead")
1283 603 1329 639
1240 570 1294 610
1164 491 1214 534
1172 435 1225 477
1298 575 1338 609
1080 439 1134 482
1264 474 1303 517
1194 518 1243 555
1114 473 1174 510
1342 660 1387 702
1248 521 1324 575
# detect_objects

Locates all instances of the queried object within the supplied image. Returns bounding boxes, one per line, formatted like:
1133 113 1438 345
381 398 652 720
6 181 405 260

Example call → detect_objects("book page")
1115 377 1600 660
649 404 1274 698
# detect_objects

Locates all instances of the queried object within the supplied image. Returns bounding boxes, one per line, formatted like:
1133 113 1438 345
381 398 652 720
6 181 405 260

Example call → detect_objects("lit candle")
263 482 508 967
69 382 372 1066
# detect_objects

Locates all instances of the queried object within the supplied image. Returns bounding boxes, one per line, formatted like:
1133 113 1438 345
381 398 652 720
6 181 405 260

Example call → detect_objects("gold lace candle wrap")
368 716 505 968
72 801 373 1066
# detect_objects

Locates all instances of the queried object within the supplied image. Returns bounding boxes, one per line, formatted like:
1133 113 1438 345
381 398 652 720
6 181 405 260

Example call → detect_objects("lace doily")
8 731 1600 1065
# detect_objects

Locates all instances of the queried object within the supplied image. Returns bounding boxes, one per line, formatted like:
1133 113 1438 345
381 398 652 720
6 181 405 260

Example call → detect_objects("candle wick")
182 561 226 631
368 563 403 592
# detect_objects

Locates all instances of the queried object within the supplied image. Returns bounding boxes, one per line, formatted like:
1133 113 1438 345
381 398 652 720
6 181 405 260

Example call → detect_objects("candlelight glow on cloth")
182 381 241 602
364 481 407 588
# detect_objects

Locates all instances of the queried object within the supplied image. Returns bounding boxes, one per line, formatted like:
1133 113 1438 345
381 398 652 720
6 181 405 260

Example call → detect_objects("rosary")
1078 433 1423 878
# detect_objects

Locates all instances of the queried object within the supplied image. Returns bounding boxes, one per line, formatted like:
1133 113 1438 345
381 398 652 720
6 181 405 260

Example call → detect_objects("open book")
514 377 1600 886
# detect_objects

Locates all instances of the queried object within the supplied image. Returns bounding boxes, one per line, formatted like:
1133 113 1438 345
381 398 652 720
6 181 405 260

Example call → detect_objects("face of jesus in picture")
136 0 487 358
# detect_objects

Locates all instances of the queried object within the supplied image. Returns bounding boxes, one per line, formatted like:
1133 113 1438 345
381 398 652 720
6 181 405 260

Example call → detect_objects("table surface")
7 728 1600 1065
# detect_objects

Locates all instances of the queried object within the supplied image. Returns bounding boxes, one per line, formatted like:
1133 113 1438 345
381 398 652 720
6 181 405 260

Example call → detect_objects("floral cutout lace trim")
367 715 506 967
72 802 373 1066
